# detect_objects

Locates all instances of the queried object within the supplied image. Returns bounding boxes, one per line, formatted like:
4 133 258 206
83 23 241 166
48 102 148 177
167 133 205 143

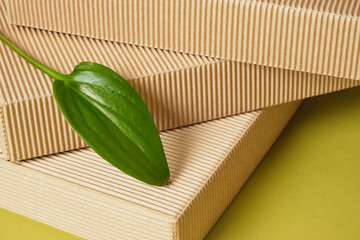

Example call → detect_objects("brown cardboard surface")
1 2 359 161
0 100 301 240
5 0 360 80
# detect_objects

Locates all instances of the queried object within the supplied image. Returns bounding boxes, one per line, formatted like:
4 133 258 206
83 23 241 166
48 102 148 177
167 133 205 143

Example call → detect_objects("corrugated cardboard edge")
0 101 301 240
175 100 301 239
2 42 360 161
0 105 10 159
1 96 87 161
5 0 360 80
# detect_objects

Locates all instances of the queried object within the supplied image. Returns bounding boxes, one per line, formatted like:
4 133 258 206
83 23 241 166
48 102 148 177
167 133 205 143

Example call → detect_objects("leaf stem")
0 33 65 80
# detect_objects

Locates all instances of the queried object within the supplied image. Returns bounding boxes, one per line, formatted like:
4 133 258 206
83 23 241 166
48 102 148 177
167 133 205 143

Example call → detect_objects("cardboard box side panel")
0 162 174 240
256 0 360 15
175 100 301 239
6 0 360 80
133 62 360 131
0 106 9 159
2 53 360 161
3 98 86 161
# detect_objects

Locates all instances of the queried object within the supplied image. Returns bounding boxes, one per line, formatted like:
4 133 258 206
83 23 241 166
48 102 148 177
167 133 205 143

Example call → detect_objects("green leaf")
0 33 170 186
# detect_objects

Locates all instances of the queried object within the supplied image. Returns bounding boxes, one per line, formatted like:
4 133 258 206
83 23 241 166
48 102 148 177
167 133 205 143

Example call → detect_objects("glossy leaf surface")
0 33 170 186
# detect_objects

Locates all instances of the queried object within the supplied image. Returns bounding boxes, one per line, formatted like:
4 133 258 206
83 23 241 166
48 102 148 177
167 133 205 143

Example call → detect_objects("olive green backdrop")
1 86 360 240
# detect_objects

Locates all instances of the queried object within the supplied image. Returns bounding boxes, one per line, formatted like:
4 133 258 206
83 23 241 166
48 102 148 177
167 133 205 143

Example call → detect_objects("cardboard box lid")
1 2 359 161
0 100 301 240
5 0 360 80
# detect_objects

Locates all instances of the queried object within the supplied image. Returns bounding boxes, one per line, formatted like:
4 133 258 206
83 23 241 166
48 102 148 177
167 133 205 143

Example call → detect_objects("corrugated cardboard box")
1 3 359 161
0 100 301 240
5 0 360 80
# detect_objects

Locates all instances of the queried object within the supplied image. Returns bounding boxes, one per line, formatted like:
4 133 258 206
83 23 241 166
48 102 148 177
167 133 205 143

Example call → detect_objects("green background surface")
1 86 360 240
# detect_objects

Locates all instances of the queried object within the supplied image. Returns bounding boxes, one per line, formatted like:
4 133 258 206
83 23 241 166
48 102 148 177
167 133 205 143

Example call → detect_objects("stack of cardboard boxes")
1 0 359 239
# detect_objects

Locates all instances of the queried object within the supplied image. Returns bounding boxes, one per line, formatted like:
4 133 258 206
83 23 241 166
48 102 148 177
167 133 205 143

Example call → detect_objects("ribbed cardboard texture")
0 100 301 240
1 3 359 162
5 0 360 80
